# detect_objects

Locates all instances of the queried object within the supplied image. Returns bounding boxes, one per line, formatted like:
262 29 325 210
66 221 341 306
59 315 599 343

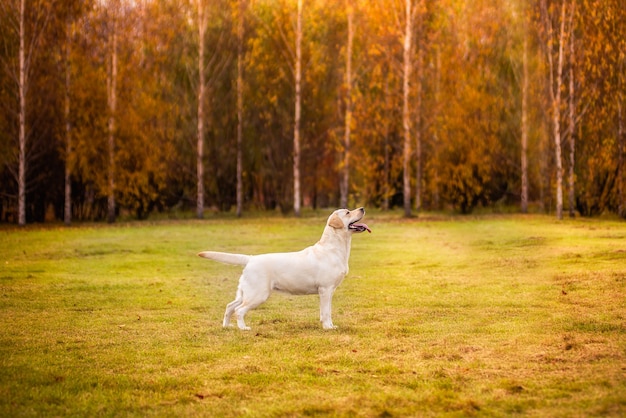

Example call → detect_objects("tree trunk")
382 72 390 211
432 46 441 209
196 0 206 219
106 23 117 224
340 1 353 209
414 17 423 213
521 32 529 214
236 0 245 217
293 0 302 216
64 18 72 225
567 7 576 218
18 0 26 226
618 96 624 217
402 0 412 217
547 1 567 220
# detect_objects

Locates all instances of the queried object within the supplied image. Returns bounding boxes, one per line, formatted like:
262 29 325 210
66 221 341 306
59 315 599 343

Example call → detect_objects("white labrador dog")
198 207 370 330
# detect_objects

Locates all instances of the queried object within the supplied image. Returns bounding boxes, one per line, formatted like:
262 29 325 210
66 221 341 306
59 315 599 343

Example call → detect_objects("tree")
401 0 414 217
434 0 516 214
339 0 353 209
244 0 301 211
196 0 206 219
2 0 626 222
0 0 52 225
351 8 398 212
413 0 425 212
18 0 27 225
539 0 572 220
574 0 625 217
514 0 541 214
194 0 233 217
618 2 626 218
293 0 302 216
619 93 625 217
236 0 246 217
566 2 575 217
521 11 529 213
106 1 118 223
63 14 73 225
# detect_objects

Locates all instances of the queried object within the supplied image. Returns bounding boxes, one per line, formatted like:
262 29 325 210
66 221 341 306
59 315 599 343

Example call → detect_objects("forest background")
0 0 624 225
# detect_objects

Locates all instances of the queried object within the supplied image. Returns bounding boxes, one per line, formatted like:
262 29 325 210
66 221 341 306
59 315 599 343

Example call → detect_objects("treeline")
0 0 624 224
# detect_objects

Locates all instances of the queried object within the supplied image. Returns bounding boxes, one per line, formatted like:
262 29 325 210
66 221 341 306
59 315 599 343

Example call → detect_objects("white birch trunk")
414 14 423 213
382 73 390 211
567 5 576 218
64 18 72 225
521 32 529 214
547 1 566 220
402 0 412 217
236 0 244 217
106 23 117 224
340 1 353 209
293 0 302 216
432 47 441 209
618 96 624 217
196 0 206 219
18 0 26 225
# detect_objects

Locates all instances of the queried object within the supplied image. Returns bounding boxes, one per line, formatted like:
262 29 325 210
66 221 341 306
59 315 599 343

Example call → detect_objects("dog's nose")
357 207 365 213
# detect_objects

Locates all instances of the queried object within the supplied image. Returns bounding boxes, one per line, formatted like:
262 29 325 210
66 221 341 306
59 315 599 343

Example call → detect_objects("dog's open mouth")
349 221 371 233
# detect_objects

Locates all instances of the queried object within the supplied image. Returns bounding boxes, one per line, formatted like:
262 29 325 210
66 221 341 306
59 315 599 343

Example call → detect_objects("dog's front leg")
318 287 337 329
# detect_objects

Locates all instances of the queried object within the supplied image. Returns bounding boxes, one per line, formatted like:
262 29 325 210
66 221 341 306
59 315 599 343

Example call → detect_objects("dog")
198 207 370 330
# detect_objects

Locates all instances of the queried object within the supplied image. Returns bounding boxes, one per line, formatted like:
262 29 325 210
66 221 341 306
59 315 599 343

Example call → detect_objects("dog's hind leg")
234 286 271 331
223 291 243 328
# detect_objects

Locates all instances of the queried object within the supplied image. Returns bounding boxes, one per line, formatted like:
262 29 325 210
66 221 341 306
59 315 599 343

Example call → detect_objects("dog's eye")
345 211 350 216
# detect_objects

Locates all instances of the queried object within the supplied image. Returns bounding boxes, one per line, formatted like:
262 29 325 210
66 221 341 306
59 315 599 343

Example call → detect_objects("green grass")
1 212 625 417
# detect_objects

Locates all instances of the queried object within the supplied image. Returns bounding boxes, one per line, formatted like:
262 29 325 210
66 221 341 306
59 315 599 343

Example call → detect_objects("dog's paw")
322 324 338 330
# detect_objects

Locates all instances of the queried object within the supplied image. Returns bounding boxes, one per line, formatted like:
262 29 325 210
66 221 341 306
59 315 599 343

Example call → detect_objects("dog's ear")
328 213 344 229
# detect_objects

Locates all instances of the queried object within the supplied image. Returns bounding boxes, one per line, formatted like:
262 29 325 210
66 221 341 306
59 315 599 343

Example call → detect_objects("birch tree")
63 15 73 225
339 0 353 209
577 0 626 217
236 0 245 217
618 5 626 219
105 1 118 223
293 0 302 216
610 0 626 217
566 3 575 218
18 0 27 225
520 14 529 213
194 0 232 217
401 0 414 217
539 0 570 220
196 0 206 218
619 94 625 217
0 0 52 225
413 0 424 212
1 0 626 221
382 71 392 211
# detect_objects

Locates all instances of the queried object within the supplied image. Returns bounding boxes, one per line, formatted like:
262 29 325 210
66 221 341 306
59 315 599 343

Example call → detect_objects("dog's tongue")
351 222 371 233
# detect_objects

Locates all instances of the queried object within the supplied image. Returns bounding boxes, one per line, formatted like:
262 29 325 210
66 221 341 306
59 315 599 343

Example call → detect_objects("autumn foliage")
0 0 624 223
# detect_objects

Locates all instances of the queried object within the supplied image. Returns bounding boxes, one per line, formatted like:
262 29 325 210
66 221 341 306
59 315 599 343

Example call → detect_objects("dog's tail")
197 251 251 266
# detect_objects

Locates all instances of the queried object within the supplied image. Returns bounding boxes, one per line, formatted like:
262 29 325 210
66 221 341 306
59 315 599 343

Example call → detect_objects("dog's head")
327 207 371 233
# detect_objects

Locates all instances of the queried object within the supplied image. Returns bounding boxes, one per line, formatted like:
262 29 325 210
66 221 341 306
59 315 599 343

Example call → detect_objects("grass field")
1 211 625 417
